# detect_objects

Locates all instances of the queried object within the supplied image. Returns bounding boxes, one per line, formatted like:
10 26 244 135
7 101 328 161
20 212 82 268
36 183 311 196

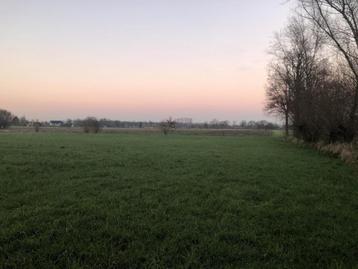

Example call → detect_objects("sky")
0 0 293 122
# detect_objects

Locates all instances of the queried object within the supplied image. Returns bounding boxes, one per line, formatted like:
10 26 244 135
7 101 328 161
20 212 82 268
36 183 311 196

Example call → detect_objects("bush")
159 118 176 135
0 109 14 129
33 121 41 132
82 117 101 133
313 142 357 164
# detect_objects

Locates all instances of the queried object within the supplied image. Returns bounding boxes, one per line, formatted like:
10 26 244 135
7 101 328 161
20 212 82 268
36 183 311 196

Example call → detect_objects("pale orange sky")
0 0 292 121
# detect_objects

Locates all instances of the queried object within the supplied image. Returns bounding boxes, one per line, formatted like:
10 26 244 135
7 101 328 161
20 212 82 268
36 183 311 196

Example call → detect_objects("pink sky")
0 0 292 122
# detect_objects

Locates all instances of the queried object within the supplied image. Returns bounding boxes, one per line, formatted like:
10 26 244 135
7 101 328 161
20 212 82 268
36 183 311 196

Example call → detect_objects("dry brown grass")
286 136 358 164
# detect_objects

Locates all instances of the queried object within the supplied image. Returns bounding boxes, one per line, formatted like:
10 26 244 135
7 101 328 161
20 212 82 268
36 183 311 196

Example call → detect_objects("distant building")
49 120 64 127
175 117 193 128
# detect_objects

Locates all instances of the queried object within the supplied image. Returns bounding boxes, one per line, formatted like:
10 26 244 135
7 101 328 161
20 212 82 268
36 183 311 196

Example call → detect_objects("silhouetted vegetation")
33 121 41 132
266 1 358 143
0 109 14 129
159 117 176 135
82 117 101 133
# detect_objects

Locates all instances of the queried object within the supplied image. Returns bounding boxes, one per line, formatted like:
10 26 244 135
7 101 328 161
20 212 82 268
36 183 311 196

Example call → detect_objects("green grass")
0 133 357 268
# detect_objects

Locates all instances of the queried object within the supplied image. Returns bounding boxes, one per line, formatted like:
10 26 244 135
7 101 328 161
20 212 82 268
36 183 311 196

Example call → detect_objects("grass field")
1 133 357 268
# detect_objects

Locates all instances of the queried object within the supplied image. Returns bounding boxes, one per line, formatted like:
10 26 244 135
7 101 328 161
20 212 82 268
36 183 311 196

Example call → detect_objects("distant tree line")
0 109 281 133
75 118 281 130
266 0 358 143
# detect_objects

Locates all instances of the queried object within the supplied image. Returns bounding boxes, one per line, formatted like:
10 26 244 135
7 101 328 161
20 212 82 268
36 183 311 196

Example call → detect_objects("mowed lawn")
0 133 357 268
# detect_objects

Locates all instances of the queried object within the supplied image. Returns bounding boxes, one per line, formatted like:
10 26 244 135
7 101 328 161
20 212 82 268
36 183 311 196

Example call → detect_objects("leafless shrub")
315 141 325 151
159 117 176 135
0 109 14 129
340 147 354 163
315 142 357 163
82 117 101 133
33 121 41 132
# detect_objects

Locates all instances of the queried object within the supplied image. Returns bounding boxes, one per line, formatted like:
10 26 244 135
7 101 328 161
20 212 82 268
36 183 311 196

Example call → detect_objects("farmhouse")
49 120 64 127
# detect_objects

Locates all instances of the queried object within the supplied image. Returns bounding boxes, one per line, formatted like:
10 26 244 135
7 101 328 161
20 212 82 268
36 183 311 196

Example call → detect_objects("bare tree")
64 119 73 128
82 117 101 133
0 109 14 129
266 17 326 139
19 116 28 126
160 117 176 135
265 64 292 136
33 121 41 132
299 0 358 140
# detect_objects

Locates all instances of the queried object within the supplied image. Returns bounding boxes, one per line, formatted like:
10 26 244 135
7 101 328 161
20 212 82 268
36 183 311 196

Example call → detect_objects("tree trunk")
346 83 358 141
285 111 289 137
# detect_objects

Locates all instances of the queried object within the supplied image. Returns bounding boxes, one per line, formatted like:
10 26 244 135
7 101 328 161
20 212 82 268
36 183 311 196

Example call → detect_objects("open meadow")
1 132 357 268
